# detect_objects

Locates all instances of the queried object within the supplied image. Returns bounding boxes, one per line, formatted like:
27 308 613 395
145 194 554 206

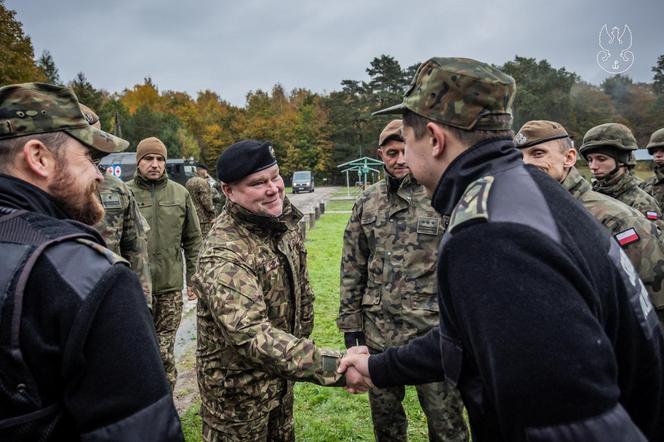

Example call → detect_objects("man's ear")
563 147 577 168
376 147 385 162
221 183 233 201
428 122 447 158
22 139 57 179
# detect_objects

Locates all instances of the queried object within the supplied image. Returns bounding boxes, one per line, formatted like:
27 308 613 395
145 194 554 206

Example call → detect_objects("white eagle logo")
597 24 634 74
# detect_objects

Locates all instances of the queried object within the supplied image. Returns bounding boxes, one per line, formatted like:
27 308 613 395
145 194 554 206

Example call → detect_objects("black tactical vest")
0 208 99 440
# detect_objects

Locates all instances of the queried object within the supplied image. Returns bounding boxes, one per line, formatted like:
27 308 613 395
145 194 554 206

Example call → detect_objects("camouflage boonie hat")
514 120 569 148
647 128 664 154
0 82 128 153
372 57 515 131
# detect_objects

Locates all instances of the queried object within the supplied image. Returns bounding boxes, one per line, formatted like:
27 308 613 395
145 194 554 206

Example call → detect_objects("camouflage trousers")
201 381 294 442
369 381 468 442
152 290 183 391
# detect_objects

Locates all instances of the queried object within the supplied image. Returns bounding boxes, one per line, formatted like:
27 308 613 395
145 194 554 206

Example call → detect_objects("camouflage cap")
514 120 569 148
378 119 403 146
372 57 515 131
647 128 664 154
0 82 128 153
579 123 637 155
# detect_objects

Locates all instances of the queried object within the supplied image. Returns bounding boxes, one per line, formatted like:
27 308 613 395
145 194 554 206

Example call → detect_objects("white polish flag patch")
646 211 658 220
615 228 640 247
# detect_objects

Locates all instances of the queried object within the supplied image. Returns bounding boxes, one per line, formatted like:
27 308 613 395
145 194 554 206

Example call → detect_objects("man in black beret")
193 140 349 441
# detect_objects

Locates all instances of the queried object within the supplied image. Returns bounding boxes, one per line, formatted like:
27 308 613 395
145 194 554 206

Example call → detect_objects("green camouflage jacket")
185 176 217 237
337 174 442 350
564 167 664 314
593 172 663 222
193 198 343 421
127 172 201 294
95 173 152 307
641 166 664 210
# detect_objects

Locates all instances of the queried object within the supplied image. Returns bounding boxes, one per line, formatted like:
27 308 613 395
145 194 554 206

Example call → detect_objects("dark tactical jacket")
0 174 182 441
369 139 664 442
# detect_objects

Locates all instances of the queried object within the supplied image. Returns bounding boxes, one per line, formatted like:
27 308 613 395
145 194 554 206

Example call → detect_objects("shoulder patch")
615 227 640 247
646 211 658 220
448 176 494 232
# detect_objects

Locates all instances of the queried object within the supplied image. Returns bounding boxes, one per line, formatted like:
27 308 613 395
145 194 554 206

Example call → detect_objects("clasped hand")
338 345 374 393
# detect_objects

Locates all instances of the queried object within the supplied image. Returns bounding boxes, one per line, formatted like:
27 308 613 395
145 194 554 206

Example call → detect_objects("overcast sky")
7 0 664 106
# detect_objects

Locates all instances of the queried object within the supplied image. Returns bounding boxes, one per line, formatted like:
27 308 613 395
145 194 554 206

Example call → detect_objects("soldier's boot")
416 381 469 442
368 384 409 441
153 290 184 391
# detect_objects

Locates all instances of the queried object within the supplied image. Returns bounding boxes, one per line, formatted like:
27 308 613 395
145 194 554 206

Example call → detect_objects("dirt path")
172 187 343 412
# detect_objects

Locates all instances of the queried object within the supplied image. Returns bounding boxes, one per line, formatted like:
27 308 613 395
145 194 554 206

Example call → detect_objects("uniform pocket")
409 292 440 312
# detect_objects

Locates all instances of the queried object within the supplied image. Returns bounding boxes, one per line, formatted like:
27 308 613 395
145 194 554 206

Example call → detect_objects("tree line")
2 1 664 181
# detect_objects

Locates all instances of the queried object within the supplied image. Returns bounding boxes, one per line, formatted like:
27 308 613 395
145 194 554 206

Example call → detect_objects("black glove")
344 331 366 349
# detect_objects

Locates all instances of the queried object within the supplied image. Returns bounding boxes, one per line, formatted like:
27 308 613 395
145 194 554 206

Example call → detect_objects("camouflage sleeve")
182 191 202 284
295 232 315 337
194 257 344 386
120 192 153 308
337 199 369 332
621 221 664 316
199 182 217 219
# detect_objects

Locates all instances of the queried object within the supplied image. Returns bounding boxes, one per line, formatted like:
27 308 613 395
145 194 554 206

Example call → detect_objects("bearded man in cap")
193 140 347 442
77 104 153 308
516 120 664 324
127 136 202 390
337 119 467 441
641 128 664 207
579 123 662 222
0 83 182 440
338 58 664 441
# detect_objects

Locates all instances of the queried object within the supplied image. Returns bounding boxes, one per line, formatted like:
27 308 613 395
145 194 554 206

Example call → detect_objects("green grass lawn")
294 213 431 441
181 209 434 441
324 199 355 212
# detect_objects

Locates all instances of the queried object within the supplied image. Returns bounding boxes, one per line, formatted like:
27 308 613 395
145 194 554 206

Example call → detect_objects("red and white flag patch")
646 211 658 220
615 228 640 247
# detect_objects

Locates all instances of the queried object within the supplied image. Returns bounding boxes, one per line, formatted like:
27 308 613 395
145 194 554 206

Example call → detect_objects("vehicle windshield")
293 172 310 181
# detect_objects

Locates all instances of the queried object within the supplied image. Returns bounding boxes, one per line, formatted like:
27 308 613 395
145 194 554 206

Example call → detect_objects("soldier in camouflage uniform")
127 137 202 390
193 140 345 442
185 174 217 237
77 104 153 308
197 163 226 213
517 120 664 323
579 123 663 222
338 120 467 442
641 128 664 208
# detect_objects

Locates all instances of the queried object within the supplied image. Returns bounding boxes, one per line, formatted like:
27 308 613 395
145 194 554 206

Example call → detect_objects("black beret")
217 140 277 183
196 163 208 170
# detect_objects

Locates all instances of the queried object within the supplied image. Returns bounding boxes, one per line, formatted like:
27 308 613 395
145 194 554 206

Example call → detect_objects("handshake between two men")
337 346 374 394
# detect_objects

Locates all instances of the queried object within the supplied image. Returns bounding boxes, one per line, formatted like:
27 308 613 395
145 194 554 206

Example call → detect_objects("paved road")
287 186 341 213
